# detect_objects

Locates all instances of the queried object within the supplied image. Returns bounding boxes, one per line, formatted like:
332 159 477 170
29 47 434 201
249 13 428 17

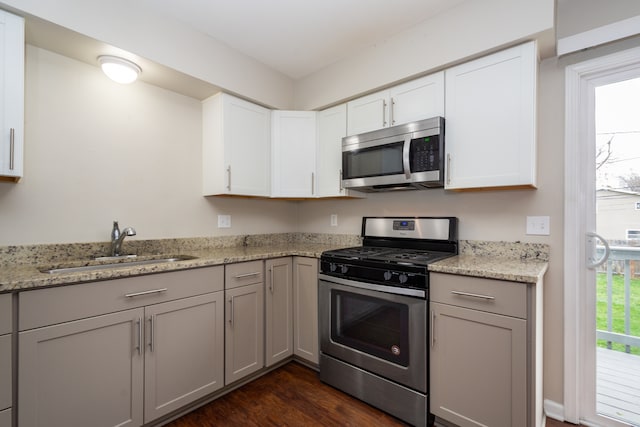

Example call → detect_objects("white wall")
0 46 298 245
557 0 640 39
294 0 555 110
0 0 294 109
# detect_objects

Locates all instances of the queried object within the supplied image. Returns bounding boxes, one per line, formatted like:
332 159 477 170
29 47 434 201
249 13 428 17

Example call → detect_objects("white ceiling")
139 0 468 79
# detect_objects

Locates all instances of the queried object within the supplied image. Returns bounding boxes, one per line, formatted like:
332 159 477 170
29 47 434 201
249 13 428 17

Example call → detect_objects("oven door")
318 276 427 393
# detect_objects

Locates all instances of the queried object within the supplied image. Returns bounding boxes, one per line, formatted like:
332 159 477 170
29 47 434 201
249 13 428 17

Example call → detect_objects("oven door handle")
318 274 426 298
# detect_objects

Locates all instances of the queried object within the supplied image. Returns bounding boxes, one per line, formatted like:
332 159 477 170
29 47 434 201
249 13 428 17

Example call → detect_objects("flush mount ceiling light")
98 55 141 84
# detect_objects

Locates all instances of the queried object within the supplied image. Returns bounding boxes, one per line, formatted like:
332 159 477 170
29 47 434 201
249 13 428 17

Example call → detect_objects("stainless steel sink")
39 255 198 274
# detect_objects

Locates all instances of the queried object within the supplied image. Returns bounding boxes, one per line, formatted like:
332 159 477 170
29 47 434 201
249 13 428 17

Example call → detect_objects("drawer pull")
125 288 168 298
450 290 495 300
234 272 260 279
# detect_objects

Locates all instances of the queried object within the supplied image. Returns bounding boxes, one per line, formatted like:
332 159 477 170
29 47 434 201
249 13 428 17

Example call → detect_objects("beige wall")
0 0 294 109
557 0 640 39
0 46 298 245
294 0 555 110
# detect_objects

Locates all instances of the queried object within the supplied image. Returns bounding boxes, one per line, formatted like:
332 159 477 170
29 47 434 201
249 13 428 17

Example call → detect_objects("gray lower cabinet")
265 257 293 367
19 309 145 427
0 409 11 427
0 293 12 427
18 266 225 427
292 257 319 364
144 292 225 421
224 261 265 385
430 272 543 427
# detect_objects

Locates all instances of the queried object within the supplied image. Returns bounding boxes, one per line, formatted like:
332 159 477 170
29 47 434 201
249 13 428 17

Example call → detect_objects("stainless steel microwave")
341 117 444 192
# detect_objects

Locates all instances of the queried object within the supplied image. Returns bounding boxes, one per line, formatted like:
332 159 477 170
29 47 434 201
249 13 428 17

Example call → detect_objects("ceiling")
137 0 468 79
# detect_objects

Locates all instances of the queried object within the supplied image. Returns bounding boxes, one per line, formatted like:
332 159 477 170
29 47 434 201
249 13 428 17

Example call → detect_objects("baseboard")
544 399 565 422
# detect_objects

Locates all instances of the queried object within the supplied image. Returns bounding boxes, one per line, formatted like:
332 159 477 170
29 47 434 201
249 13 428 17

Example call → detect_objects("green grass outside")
596 272 640 355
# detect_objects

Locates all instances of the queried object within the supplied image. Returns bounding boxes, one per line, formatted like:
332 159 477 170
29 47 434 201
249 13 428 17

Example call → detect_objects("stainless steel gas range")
318 216 458 427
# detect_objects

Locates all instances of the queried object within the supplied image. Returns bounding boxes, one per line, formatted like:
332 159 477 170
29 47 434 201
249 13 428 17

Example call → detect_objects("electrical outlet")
526 216 550 235
218 215 231 228
330 214 338 227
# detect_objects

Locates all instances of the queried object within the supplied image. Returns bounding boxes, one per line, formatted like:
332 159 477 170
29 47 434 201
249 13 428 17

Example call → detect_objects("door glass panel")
594 76 640 426
343 141 404 179
331 290 409 366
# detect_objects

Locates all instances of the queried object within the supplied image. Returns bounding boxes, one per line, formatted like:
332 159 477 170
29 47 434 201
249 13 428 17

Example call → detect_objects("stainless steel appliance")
341 117 444 192
319 216 458 427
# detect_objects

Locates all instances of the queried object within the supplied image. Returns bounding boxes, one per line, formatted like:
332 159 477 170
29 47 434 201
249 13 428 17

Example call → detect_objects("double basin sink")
40 254 198 274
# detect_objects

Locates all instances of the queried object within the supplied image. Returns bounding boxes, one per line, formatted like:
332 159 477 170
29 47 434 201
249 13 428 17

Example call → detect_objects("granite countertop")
0 235 550 293
428 254 548 283
0 242 342 293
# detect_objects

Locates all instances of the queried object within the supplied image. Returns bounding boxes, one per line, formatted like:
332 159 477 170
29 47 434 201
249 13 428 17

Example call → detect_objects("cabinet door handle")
148 315 155 352
390 98 395 125
446 154 451 185
226 165 231 191
450 290 496 300
135 317 142 355
269 267 274 294
234 272 260 279
9 128 15 171
431 309 436 349
311 172 315 195
124 288 168 298
228 297 234 327
382 100 387 127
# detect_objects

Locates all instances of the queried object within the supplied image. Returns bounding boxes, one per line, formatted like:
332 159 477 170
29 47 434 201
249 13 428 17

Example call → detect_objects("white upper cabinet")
346 90 387 136
388 73 445 126
444 41 537 190
0 10 24 182
202 93 271 197
346 72 444 136
271 110 317 197
316 104 348 197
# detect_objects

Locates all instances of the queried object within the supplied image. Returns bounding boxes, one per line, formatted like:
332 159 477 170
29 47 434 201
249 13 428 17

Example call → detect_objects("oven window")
331 289 409 366
342 141 404 179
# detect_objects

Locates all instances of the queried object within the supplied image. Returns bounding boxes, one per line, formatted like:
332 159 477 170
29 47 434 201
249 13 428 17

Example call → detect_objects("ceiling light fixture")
98 55 141 84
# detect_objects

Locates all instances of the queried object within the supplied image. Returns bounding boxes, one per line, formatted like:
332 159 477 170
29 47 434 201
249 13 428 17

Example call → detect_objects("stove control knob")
399 274 408 284
329 263 337 272
340 265 349 274
383 271 392 281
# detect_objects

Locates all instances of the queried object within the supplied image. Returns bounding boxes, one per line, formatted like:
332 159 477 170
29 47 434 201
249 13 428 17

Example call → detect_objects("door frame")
564 45 640 425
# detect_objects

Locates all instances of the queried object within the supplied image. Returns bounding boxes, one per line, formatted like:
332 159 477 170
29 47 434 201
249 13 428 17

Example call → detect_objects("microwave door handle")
402 136 411 178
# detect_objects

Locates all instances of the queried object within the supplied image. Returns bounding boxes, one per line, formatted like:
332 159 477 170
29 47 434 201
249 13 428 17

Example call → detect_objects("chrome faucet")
110 220 136 257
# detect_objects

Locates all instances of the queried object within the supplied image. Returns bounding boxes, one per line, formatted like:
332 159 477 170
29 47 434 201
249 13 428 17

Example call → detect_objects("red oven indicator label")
391 345 401 356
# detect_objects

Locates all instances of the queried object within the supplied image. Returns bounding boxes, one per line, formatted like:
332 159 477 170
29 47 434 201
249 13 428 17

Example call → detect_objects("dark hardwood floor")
165 361 580 427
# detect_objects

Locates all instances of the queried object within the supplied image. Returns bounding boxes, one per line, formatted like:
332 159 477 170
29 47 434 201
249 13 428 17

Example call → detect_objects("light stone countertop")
428 254 548 284
0 234 549 293
0 242 341 293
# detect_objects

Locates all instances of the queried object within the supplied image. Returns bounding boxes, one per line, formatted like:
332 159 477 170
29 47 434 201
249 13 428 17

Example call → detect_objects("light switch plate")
218 215 231 228
526 216 550 235
330 214 338 227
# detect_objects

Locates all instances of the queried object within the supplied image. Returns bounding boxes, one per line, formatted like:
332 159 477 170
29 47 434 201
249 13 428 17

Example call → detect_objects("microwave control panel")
410 135 440 172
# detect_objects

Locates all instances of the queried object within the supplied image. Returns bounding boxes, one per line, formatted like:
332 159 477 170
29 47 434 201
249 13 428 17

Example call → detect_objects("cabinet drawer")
0 408 10 427
430 273 527 319
0 294 11 335
225 261 264 289
19 266 224 330
0 334 11 412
